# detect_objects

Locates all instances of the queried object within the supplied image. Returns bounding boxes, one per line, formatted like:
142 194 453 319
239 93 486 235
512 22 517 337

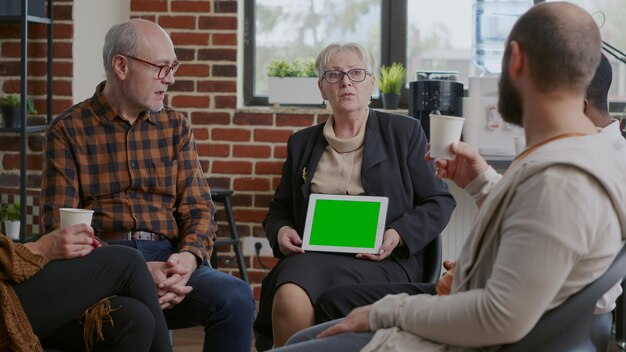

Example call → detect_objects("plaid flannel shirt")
41 82 216 263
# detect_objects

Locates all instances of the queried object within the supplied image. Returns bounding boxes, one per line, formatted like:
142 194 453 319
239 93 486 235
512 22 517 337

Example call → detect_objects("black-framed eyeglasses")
322 68 370 83
124 55 181 79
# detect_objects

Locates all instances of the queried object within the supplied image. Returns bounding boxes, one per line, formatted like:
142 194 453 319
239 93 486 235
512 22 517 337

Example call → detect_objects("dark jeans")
13 245 172 352
109 239 256 352
314 282 436 323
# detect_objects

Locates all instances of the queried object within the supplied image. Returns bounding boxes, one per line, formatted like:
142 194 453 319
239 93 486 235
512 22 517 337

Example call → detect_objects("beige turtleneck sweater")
311 113 368 195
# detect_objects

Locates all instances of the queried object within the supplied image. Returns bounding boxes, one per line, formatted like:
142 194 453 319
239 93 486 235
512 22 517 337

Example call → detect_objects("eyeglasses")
124 55 180 79
322 68 370 83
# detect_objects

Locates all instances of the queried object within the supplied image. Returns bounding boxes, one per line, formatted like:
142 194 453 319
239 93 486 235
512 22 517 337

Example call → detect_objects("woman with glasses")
254 42 456 349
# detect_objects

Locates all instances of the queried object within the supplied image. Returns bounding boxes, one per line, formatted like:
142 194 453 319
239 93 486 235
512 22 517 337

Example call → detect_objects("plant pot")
0 0 46 17
382 93 400 109
3 220 20 240
1 107 20 128
267 77 322 105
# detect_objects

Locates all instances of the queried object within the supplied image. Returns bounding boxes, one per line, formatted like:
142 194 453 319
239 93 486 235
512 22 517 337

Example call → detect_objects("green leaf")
376 63 407 94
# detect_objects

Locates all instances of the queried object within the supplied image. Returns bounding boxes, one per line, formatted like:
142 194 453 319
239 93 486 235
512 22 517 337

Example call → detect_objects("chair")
422 234 442 284
498 244 626 352
209 188 249 283
615 281 626 349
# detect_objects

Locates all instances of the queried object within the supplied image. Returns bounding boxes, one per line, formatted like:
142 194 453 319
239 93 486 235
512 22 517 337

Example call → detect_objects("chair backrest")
499 244 626 352
422 234 442 284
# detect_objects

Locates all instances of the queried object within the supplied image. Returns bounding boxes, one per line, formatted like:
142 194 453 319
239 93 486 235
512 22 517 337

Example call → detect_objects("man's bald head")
503 2 601 94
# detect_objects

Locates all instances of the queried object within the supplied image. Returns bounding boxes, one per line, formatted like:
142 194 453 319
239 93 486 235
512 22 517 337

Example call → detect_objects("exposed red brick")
54 23 74 39
170 80 195 92
233 209 266 222
0 24 20 38
198 16 237 30
211 128 250 142
197 143 230 157
212 161 252 174
207 177 231 190
197 80 236 93
214 95 236 109
233 145 271 158
197 48 236 61
192 127 209 140
0 136 20 152
171 0 211 12
212 64 236 77
53 4 73 20
131 1 168 12
276 113 315 127
53 42 72 58
176 63 210 77
272 176 282 190
0 61 19 75
52 80 72 96
233 178 270 191
256 162 284 175
28 135 45 152
254 129 293 143
176 48 196 61
2 42 47 58
171 32 209 46
253 256 278 269
233 113 272 126
254 193 273 208
191 111 231 125
171 95 210 108
317 114 331 123
214 1 238 13
199 160 209 173
2 154 43 171
212 33 236 46
274 145 287 159
158 15 197 29
51 98 74 114
231 193 253 207
53 62 73 77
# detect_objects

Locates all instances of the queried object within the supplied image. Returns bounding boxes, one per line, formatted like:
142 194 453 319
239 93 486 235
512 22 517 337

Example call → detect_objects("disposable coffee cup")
514 135 526 155
429 114 465 160
60 208 94 229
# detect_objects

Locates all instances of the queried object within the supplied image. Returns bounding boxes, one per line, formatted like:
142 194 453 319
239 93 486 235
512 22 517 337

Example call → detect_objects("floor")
172 326 624 352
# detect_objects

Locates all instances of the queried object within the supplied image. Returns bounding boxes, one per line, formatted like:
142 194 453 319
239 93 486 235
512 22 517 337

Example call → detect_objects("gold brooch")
302 167 308 183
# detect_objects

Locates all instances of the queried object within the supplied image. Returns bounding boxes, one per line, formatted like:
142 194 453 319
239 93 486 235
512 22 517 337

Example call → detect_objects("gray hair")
315 42 376 77
102 21 140 76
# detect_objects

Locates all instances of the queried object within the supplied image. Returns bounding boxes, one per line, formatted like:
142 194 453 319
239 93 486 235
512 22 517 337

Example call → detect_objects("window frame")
243 0 543 108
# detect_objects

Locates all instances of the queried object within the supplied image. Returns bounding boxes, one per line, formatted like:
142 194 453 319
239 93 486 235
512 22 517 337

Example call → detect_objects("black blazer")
263 109 456 280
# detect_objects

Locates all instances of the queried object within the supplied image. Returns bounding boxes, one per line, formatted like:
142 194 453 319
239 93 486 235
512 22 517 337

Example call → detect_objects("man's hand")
356 228 401 261
426 142 489 189
277 226 305 256
435 260 456 295
25 223 96 260
316 305 372 338
147 252 196 309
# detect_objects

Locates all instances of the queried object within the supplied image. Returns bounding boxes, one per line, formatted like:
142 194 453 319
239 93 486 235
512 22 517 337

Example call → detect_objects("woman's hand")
316 305 372 338
356 228 401 261
426 142 488 189
24 223 96 260
277 226 305 256
435 260 456 295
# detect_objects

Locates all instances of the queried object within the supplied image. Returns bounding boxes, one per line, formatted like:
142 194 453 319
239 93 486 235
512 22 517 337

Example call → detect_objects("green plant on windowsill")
267 57 317 78
0 203 21 222
376 63 406 95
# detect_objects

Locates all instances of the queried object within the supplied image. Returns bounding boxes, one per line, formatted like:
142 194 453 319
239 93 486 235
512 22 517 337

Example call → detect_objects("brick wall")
0 0 327 296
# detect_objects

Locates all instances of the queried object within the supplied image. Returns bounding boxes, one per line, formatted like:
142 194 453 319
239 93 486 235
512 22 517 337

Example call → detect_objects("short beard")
497 66 524 127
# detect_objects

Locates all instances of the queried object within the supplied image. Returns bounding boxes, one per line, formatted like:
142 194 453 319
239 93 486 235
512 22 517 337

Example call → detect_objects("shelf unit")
0 0 53 241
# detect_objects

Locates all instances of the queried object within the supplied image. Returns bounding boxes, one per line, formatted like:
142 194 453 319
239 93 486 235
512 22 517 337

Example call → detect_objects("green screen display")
309 199 381 248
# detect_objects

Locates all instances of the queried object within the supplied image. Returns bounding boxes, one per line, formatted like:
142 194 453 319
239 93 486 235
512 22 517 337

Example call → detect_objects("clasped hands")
277 226 402 261
147 251 197 309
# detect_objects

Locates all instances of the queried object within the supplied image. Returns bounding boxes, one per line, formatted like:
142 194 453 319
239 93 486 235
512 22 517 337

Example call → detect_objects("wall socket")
242 237 273 257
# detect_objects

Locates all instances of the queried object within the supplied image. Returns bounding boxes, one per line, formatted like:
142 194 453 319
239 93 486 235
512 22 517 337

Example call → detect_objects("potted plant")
1 203 21 240
377 63 407 109
267 58 322 106
0 93 38 128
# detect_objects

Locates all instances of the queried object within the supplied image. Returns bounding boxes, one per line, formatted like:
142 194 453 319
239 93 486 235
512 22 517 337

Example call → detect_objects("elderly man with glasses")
40 19 255 352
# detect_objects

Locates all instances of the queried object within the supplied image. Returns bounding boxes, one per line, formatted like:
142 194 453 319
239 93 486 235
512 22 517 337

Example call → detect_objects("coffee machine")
408 71 464 139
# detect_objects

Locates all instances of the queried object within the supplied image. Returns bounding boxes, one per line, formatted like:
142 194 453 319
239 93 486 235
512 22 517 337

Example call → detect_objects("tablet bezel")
301 194 389 254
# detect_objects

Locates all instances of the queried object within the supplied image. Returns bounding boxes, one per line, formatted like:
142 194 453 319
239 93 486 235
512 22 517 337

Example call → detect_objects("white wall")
72 0 130 103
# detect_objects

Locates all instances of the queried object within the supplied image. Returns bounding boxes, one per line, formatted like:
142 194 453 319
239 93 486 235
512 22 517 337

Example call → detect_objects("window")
244 0 625 107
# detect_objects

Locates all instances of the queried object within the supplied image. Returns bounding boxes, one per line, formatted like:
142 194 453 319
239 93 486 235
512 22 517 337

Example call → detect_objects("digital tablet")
302 194 388 254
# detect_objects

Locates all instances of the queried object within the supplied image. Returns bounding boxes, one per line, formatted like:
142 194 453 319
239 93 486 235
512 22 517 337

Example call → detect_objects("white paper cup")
514 135 526 155
429 114 465 160
60 208 94 229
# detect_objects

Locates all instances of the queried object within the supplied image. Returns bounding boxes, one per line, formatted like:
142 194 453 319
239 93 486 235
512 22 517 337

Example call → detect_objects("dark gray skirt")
253 251 411 347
